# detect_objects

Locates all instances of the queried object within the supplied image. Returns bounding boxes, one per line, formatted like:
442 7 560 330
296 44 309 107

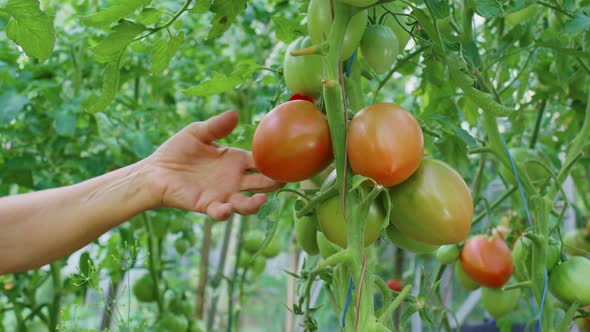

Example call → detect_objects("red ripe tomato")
347 103 423 187
386 279 403 292
252 100 333 182
460 235 513 288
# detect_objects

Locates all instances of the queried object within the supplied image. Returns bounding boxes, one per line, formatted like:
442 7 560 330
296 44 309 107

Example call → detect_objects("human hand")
144 110 282 220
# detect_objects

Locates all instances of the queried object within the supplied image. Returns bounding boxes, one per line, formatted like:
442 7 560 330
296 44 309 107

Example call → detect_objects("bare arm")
0 111 281 274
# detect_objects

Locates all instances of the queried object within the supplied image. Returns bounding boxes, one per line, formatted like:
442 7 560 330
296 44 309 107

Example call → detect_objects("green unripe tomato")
512 236 560 281
436 245 461 265
242 230 265 253
317 231 339 259
308 0 368 60
152 219 169 238
251 255 266 277
283 37 323 97
318 194 386 248
374 3 411 51
481 286 522 319
156 313 189 332
132 273 157 303
25 321 49 332
563 229 590 257
338 0 379 8
188 319 206 332
549 257 590 305
238 251 253 269
174 238 190 255
360 25 399 74
504 4 538 26
169 297 193 317
262 235 281 258
386 224 439 254
455 261 479 291
169 217 190 234
183 230 197 246
295 215 320 255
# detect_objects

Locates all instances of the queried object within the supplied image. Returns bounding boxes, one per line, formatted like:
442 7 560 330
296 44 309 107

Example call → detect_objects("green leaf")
184 73 241 97
2 169 34 187
256 197 280 220
1 0 55 62
81 0 150 27
90 20 146 63
426 0 450 19
55 109 76 136
79 252 94 276
208 0 247 40
126 131 153 158
89 60 121 114
472 0 503 18
151 32 185 75
535 41 590 60
94 112 121 153
136 7 162 26
563 11 590 36
184 61 258 97
0 90 28 125
563 0 576 13
412 8 443 54
190 0 212 13
272 15 304 43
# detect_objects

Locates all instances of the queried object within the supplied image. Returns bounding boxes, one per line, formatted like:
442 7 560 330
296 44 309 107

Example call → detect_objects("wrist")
135 157 166 210
131 160 163 211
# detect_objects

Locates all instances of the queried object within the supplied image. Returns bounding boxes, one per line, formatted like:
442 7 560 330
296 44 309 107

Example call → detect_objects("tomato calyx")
288 93 315 103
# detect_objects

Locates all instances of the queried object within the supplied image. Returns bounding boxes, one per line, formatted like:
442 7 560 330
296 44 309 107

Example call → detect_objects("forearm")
0 161 158 274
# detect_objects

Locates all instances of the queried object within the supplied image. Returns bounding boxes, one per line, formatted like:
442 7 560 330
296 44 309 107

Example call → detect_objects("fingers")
206 201 233 221
187 110 239 143
204 193 268 220
241 173 284 192
229 193 268 215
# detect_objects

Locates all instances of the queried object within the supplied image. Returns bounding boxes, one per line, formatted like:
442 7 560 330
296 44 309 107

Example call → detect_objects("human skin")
0 110 282 274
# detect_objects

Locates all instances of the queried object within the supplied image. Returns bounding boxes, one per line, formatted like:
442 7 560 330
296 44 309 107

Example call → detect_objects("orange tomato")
252 100 333 182
460 235 513 288
347 103 423 186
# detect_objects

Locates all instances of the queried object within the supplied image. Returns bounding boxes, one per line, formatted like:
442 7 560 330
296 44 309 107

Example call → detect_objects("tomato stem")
319 249 352 269
502 281 533 291
294 185 338 219
377 284 413 324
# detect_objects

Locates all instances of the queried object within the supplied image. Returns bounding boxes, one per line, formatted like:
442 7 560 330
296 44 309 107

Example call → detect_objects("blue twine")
341 278 354 327
345 51 356 77
499 133 548 332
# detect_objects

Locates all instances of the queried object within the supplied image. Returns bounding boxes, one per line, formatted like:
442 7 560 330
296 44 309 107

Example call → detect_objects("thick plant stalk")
48 262 62 331
206 216 234 329
143 215 163 313
322 2 378 331
285 232 299 332
195 218 213 319
99 278 122 331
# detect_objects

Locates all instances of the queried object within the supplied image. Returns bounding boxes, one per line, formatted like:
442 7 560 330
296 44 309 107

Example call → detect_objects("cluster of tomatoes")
252 0 590 325
433 215 590 320
283 0 411 98
252 94 475 253
252 0 474 254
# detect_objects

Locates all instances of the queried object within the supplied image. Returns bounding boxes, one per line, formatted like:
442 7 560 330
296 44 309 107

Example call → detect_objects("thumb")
189 110 239 143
